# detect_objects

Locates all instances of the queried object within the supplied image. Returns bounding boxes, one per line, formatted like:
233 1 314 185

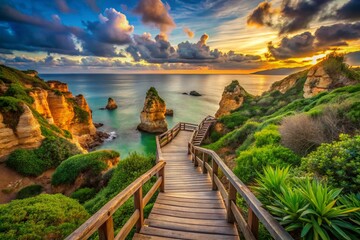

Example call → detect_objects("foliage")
0 194 89 240
5 83 34 104
71 188 97 204
7 137 81 176
322 52 360 81
225 80 240 92
301 134 360 193
6 149 45 176
256 168 360 240
0 96 24 130
16 185 43 199
51 150 119 186
74 105 89 123
254 124 281 147
234 144 299 184
0 64 48 88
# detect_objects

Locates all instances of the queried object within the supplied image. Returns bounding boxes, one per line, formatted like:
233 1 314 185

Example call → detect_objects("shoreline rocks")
137 87 168 133
189 91 202 96
165 109 174 116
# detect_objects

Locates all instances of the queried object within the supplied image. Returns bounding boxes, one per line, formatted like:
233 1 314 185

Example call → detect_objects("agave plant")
253 166 290 205
298 180 360 240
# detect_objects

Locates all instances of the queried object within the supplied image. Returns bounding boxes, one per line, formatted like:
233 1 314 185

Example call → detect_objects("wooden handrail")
66 161 166 240
188 144 293 240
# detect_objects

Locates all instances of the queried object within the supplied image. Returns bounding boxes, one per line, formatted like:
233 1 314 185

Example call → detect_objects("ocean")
39 74 285 157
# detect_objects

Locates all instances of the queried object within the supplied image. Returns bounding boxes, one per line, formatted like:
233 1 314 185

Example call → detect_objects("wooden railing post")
159 165 165 192
202 152 207 174
194 149 198 167
212 158 218 191
227 183 236 223
248 208 259 239
98 216 114 240
134 187 144 233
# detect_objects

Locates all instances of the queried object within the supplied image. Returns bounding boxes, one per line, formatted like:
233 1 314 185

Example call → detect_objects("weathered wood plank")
153 203 226 214
150 208 226 220
148 213 231 227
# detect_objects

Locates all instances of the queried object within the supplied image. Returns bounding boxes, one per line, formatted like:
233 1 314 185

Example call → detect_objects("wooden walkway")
134 131 239 239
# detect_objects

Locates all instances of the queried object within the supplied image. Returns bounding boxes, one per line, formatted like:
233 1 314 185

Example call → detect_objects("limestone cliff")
269 70 307 93
215 80 249 118
138 87 168 133
0 104 44 161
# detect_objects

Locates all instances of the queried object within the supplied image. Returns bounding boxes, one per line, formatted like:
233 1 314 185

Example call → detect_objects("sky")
0 0 359 73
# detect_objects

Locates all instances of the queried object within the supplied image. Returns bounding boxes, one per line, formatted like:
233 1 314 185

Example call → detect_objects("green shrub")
71 188 97 203
254 124 281 147
36 137 82 169
0 194 89 239
5 83 34 104
16 185 43 199
52 150 120 186
6 149 45 176
234 145 299 184
0 96 24 130
301 134 360 193
219 112 249 130
74 106 89 123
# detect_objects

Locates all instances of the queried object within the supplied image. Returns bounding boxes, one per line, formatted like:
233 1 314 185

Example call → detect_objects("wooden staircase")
192 116 216 146
66 117 293 240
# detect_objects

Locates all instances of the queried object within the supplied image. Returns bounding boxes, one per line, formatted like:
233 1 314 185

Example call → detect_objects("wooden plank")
140 227 239 240
143 177 162 206
155 199 223 209
148 213 231 227
157 195 223 205
133 233 176 240
214 174 228 205
151 208 226 220
153 203 225 214
161 192 220 199
98 216 114 240
144 219 238 236
231 201 256 240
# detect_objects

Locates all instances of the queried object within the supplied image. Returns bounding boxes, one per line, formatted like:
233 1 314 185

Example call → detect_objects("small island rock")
190 91 202 96
137 87 168 133
105 98 118 110
165 109 174 116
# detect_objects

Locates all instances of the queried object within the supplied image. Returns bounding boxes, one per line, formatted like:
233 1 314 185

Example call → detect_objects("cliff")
215 80 250 118
137 87 168 133
0 65 99 160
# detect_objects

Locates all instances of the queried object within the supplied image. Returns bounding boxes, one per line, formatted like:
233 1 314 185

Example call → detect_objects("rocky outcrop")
190 91 202 96
29 88 54 124
47 81 69 93
138 87 168 133
105 98 118 110
165 109 174 116
0 104 44 161
303 66 332 98
47 91 75 129
215 80 249 118
269 70 307 93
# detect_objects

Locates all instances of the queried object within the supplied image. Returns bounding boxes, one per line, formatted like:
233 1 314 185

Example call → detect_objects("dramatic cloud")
247 0 334 34
55 0 71 13
183 27 194 38
126 33 261 67
267 32 315 59
315 22 360 47
133 0 175 33
247 2 273 27
335 0 360 21
85 0 100 12
346 51 360 66
0 5 81 55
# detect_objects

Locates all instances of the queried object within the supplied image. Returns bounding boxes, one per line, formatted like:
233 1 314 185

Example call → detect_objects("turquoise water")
40 74 284 157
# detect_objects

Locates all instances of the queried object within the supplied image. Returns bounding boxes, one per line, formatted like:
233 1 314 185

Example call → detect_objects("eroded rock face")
29 88 54 124
47 91 75 129
269 70 307 93
106 97 118 110
215 80 249 118
47 81 69 92
138 87 168 133
303 66 333 98
0 104 44 161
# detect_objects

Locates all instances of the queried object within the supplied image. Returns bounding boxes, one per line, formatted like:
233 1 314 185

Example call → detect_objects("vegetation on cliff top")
0 65 48 89
0 194 89 239
51 150 119 186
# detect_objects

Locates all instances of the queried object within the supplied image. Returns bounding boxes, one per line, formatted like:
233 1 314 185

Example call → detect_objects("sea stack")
106 98 118 110
215 80 249 118
137 87 168 133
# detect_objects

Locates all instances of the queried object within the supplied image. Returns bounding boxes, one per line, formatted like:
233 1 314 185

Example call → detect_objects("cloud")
55 0 71 13
133 0 175 33
315 22 360 47
334 0 360 21
247 0 334 34
85 0 100 12
346 51 360 66
0 4 82 55
267 32 315 59
183 27 194 38
247 2 273 27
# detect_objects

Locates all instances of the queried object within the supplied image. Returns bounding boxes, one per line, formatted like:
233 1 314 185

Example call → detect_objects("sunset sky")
0 0 359 73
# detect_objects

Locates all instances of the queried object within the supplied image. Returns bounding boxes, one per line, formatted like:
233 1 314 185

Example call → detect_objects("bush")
301 134 360 193
16 185 43 199
5 83 34 104
219 112 249 130
6 149 45 176
234 145 299 184
52 150 120 186
6 137 81 176
0 194 89 239
254 124 281 147
71 188 97 203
